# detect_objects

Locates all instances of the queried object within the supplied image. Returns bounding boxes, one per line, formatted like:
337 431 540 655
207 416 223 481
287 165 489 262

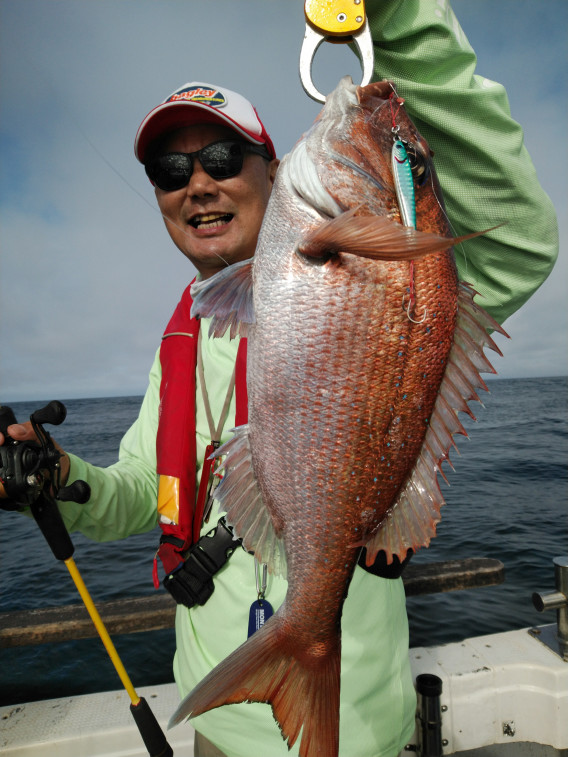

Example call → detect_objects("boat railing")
0 556 504 648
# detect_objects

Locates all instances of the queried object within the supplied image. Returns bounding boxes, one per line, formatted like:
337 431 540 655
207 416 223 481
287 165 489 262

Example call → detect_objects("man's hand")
0 421 70 499
358 548 413 579
0 421 35 444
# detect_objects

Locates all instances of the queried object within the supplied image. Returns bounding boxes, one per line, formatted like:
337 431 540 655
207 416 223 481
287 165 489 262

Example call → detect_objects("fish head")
295 76 449 237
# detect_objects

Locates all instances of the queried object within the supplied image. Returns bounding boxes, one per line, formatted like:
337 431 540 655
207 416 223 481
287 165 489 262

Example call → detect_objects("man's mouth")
189 213 234 230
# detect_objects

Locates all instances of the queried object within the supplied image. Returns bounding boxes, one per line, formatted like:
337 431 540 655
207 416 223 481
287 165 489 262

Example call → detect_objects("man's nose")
186 158 218 197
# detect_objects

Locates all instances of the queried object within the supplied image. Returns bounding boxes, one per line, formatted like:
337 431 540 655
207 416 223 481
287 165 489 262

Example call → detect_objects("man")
138 94 279 281
2 1 558 755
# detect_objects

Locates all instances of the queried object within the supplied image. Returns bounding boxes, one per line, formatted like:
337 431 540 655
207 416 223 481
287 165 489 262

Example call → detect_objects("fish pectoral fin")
298 208 485 262
214 425 287 578
365 282 509 566
190 258 254 339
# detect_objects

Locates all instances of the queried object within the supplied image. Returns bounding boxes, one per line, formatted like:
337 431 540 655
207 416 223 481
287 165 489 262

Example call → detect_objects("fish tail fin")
168 612 340 757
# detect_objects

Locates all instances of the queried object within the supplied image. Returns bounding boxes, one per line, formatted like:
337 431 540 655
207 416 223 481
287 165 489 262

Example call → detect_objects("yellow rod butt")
64 557 140 706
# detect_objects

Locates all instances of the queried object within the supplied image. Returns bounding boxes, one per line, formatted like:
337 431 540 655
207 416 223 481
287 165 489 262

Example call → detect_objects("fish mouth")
356 79 396 102
189 212 234 230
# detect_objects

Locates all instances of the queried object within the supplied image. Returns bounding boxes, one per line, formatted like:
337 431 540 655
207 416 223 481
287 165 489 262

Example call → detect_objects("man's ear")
268 158 280 188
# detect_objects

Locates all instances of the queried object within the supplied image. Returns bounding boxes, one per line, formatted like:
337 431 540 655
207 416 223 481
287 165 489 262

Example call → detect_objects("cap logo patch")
167 86 226 108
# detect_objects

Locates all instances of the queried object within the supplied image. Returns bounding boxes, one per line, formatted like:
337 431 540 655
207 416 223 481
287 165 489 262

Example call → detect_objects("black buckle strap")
162 518 241 608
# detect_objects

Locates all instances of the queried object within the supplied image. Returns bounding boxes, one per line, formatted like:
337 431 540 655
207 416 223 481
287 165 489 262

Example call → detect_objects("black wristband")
358 548 414 579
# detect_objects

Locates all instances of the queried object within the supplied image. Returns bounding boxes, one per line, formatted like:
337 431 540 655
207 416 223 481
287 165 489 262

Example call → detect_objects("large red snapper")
169 77 507 757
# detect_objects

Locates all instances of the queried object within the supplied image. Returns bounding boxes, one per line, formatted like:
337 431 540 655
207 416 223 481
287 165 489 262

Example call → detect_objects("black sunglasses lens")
146 141 251 190
148 153 192 191
200 141 246 179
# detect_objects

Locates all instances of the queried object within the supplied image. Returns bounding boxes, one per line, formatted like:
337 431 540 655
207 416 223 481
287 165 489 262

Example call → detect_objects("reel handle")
58 480 91 504
31 400 67 427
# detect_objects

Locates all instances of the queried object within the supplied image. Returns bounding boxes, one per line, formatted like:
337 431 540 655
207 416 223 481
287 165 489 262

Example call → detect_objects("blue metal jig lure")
391 133 427 323
391 137 416 229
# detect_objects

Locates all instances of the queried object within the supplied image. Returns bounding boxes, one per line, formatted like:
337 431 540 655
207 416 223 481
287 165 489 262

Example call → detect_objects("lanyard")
194 326 237 530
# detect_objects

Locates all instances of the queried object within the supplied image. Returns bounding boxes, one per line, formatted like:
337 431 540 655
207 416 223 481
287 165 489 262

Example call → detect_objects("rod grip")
130 697 174 757
30 492 75 561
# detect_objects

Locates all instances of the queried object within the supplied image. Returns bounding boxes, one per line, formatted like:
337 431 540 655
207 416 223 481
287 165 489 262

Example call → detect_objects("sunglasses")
145 139 271 191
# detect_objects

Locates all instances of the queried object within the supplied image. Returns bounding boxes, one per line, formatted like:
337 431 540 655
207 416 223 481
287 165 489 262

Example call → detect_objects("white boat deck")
0 683 194 757
406 625 567 755
1 626 567 756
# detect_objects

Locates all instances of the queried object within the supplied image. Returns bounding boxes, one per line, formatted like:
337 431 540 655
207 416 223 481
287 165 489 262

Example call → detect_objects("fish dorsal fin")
213 425 288 578
363 282 509 565
190 258 254 339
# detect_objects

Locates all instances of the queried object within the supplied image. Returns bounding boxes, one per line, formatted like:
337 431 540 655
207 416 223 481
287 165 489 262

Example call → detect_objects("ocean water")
1 377 566 706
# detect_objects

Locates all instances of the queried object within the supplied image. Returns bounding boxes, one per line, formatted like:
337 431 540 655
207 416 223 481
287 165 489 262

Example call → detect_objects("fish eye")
404 142 431 187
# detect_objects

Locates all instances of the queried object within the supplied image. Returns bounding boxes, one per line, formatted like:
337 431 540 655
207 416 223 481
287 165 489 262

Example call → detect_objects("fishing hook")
402 293 427 324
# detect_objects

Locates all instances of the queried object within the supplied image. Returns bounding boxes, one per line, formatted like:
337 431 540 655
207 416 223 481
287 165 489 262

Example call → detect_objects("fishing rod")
0 401 173 757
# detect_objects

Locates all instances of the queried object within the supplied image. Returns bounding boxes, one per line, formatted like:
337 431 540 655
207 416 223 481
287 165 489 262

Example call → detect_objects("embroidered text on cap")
167 86 227 108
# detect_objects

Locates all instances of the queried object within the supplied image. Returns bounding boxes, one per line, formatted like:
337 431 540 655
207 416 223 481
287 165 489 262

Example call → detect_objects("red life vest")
154 281 248 584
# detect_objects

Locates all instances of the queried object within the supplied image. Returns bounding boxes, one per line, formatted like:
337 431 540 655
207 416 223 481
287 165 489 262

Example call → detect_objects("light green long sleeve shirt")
57 2 558 755
65 327 416 757
368 0 558 324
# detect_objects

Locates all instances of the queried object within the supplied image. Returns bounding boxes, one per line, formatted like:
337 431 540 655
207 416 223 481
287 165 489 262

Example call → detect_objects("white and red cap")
135 81 276 164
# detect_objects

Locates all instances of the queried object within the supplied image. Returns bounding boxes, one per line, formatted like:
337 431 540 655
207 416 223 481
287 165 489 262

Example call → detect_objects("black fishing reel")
0 404 174 757
0 401 90 510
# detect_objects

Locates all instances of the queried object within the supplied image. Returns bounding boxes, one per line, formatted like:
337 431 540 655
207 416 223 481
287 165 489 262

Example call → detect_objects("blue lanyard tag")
247 599 274 638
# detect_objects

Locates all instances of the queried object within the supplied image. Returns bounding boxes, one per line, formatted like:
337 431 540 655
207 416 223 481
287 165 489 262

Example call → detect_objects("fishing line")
388 89 404 131
387 87 468 262
70 124 232 268
430 177 470 276
18 52 231 270
60 104 231 271
389 90 424 322
388 89 473 312
0 401 173 757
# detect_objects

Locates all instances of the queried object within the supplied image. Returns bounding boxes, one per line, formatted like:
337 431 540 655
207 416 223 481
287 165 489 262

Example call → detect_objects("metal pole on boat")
0 402 174 757
415 673 444 757
532 555 568 661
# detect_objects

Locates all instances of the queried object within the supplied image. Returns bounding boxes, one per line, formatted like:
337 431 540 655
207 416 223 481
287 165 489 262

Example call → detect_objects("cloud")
1 0 566 401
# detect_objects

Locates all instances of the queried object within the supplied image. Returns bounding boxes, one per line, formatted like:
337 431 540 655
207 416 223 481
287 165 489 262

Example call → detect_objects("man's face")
154 124 279 279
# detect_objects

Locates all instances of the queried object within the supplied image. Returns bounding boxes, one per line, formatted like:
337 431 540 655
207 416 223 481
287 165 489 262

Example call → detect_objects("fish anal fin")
298 207 490 262
366 282 509 564
169 613 341 757
190 258 254 339
213 425 287 577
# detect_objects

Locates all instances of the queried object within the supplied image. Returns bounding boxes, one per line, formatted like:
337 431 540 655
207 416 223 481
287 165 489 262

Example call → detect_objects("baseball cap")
135 81 276 164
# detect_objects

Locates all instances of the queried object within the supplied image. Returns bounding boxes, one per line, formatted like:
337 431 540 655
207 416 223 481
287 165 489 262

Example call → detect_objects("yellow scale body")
304 0 366 36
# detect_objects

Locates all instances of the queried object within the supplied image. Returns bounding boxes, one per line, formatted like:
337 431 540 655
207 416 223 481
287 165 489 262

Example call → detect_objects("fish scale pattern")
368 281 506 563
178 77 508 757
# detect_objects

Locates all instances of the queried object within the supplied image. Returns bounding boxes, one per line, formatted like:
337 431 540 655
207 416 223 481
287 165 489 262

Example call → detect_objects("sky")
0 0 566 402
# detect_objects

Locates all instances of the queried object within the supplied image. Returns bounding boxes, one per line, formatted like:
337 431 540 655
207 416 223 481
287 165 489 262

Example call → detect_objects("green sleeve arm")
56 350 162 541
367 0 559 324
